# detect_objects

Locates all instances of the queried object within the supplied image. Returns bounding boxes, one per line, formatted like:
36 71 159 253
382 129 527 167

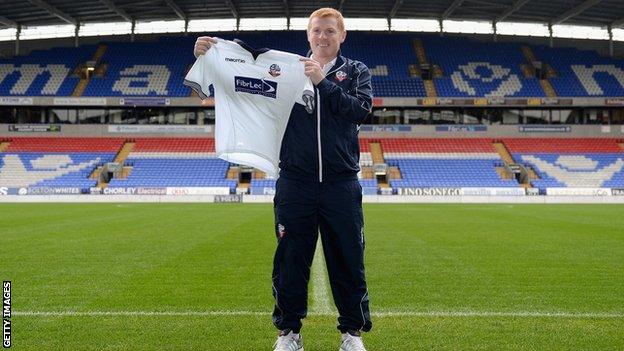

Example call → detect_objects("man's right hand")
194 36 217 58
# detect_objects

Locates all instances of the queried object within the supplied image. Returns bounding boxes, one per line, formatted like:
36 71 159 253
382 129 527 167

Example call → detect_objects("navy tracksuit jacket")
271 52 373 334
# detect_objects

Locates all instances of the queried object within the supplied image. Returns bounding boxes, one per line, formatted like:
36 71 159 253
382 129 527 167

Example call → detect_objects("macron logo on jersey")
234 76 277 99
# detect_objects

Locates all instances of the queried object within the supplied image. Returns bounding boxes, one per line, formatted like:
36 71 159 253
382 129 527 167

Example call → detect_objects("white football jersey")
184 38 313 178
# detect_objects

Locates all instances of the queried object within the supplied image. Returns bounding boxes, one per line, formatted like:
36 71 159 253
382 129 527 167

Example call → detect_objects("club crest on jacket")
335 70 347 82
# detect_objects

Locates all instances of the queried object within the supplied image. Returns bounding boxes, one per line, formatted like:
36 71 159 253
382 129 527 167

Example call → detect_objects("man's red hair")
308 7 345 32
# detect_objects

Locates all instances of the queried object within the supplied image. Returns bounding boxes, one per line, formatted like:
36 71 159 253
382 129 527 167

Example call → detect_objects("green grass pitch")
1 203 623 350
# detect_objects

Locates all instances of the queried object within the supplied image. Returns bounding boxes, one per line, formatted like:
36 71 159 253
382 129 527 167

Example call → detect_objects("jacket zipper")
316 87 322 183
316 61 346 183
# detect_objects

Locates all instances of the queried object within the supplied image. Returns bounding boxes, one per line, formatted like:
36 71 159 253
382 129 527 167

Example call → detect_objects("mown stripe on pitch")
13 310 624 318
310 237 334 314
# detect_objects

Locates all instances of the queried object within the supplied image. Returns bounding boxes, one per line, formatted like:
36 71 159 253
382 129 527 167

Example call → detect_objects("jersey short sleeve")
184 45 218 99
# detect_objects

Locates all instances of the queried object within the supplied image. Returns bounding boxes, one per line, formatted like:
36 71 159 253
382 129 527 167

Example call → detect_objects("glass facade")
1 106 622 125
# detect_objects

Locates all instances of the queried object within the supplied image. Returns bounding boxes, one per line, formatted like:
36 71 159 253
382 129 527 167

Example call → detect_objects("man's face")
307 16 346 60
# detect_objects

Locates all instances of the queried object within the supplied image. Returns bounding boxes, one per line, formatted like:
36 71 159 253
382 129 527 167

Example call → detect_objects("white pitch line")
14 311 267 317
310 237 334 314
13 310 624 319
369 311 624 318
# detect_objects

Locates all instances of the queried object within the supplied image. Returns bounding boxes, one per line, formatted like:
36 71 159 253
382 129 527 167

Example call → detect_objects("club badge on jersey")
269 64 281 77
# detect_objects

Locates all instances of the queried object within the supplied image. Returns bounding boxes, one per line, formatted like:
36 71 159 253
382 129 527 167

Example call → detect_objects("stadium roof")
1 0 624 31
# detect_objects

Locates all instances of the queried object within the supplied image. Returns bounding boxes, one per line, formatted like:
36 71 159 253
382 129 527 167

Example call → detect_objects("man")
194 8 372 351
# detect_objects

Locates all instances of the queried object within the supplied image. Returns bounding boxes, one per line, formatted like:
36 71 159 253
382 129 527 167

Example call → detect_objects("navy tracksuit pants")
271 176 372 333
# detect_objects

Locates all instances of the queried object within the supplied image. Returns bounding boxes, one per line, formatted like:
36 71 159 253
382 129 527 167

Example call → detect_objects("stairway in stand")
0 140 11 152
91 140 135 188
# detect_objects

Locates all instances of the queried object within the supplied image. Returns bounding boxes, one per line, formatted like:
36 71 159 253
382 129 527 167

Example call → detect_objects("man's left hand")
300 58 325 85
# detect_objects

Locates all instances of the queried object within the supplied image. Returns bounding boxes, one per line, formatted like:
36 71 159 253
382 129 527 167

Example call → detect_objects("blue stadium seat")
388 158 520 188
110 157 237 191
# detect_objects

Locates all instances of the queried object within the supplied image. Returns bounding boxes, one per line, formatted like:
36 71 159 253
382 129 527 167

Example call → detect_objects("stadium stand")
3 33 623 98
249 178 277 195
82 39 192 97
504 138 624 188
532 46 624 97
250 138 377 195
357 141 379 194
346 32 426 97
2 137 623 193
423 36 545 97
0 137 123 190
108 138 238 191
0 46 96 96
381 138 520 188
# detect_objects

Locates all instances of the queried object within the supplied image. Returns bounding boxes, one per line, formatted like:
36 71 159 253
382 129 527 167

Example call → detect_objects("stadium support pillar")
131 20 135 42
184 19 188 36
438 19 444 37
14 25 20 56
548 24 553 48
74 23 79 47
492 21 497 42
608 26 614 58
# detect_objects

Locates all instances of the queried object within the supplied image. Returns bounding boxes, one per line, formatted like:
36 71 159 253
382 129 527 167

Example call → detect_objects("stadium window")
187 19 237 32
496 22 549 37
20 24 75 40
486 110 503 125
167 108 193 124
79 22 132 37
0 28 17 42
129 108 164 124
443 20 493 35
551 110 562 124
50 109 78 124
201 109 215 125
431 109 460 124
552 25 609 40
343 18 388 31
0 108 14 123
403 109 430 124
107 110 126 124
135 20 185 34
391 19 440 32
599 110 611 124
611 109 624 124
16 107 44 124
583 109 602 124
239 18 288 31
188 110 198 125
77 109 107 124
524 109 550 124
502 110 521 124
612 28 624 42
372 108 400 124
462 109 487 124
551 109 578 124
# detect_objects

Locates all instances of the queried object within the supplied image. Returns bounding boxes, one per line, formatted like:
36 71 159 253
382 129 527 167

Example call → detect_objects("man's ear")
340 30 347 44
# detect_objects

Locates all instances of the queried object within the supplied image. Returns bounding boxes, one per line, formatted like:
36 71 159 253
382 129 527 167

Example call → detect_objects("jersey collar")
233 39 270 60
